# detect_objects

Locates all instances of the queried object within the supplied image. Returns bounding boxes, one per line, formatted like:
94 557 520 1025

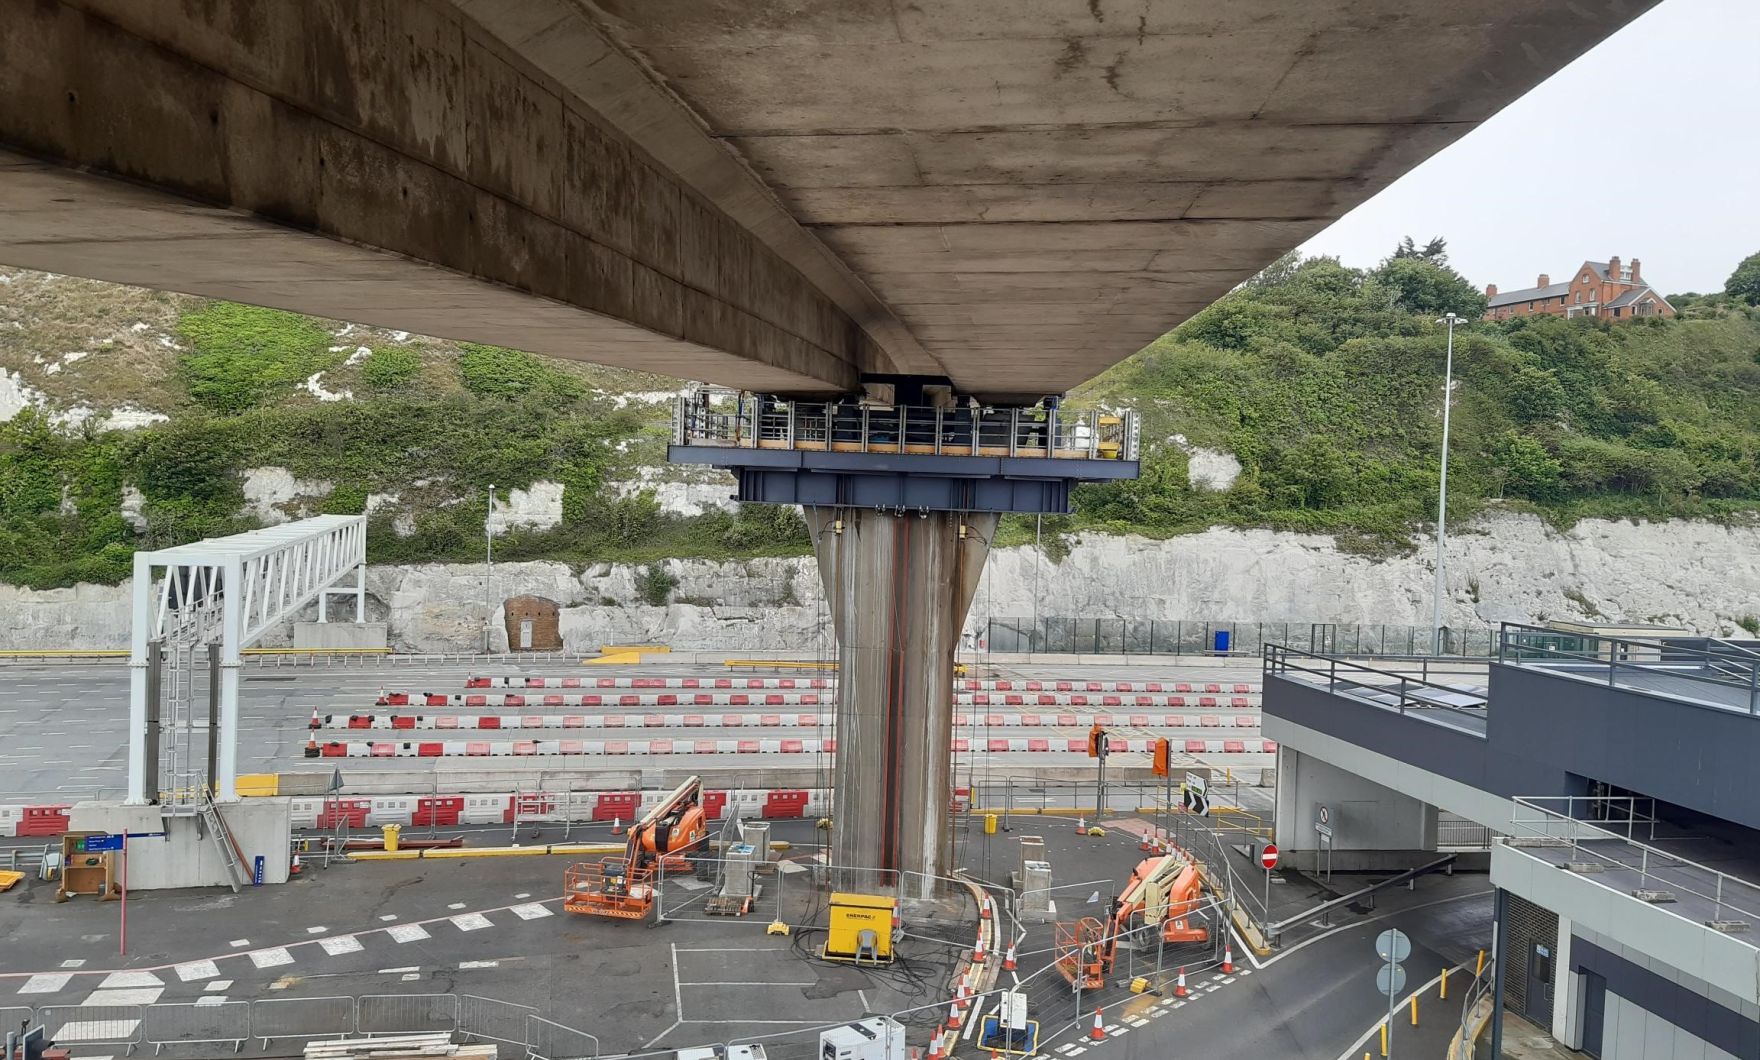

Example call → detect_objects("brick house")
1483 255 1674 321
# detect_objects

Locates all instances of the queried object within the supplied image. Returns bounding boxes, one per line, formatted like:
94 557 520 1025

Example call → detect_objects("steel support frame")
126 516 367 804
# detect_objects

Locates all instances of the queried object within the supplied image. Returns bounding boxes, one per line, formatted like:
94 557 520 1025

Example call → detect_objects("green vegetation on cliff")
3 249 1760 587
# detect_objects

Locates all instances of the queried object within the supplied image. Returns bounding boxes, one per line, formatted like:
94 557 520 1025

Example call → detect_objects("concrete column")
807 507 996 887
126 553 153 804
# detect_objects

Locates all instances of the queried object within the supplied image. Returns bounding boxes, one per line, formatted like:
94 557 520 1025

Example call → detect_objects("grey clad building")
1263 624 1760 1058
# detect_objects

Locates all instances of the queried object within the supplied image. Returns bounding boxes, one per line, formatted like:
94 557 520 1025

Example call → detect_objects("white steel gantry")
127 515 368 804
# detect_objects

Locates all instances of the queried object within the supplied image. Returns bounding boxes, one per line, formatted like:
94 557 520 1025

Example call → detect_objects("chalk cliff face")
5 513 1754 651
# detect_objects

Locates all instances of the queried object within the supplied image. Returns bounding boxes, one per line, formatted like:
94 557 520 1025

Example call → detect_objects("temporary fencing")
457 995 536 1050
37 1004 145 1048
356 993 459 1037
142 1000 251 1053
249 995 356 1048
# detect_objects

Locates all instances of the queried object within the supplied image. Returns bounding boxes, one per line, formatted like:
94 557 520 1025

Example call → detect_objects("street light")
1432 313 1460 655
485 484 496 654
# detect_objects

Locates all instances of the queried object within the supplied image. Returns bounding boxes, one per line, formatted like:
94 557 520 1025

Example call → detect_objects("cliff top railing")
673 390 1137 462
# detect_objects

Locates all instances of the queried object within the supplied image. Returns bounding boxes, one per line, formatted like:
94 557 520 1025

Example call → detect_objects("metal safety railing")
674 390 1138 462
1498 622 1760 715
1263 644 1491 729
143 1000 251 1054
1500 796 1760 940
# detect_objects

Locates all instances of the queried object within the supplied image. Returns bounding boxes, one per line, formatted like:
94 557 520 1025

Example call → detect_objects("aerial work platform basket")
564 858 656 920
1052 917 1107 990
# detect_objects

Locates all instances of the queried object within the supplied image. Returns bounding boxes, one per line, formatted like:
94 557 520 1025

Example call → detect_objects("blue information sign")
82 834 123 852
253 855 265 886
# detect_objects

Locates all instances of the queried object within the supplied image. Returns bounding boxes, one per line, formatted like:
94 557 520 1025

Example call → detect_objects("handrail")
1263 644 1489 724
1498 622 1760 715
1264 854 1458 940
1503 796 1760 935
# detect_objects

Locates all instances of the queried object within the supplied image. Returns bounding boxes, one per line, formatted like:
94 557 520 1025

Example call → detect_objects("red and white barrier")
304 736 1277 759
322 711 1263 731
372 690 1258 709
464 675 1261 695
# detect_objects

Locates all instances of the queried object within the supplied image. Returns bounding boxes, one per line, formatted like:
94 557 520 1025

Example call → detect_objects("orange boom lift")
1054 850 1209 989
564 775 709 921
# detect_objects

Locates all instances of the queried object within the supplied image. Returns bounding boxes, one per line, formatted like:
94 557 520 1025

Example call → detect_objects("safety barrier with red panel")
595 792 641 822
762 790 809 818
317 798 371 829
702 791 727 820
414 796 464 826
18 805 71 837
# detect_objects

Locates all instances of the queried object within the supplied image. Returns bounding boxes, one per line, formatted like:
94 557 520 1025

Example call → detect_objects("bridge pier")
670 387 1139 884
807 507 995 884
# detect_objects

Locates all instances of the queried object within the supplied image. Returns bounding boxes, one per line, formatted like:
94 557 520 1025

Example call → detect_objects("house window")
1575 292 1583 303
1636 300 1654 317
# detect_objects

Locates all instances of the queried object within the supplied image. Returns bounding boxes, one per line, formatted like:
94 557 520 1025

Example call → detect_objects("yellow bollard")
984 813 997 836
1476 948 1486 977
382 823 401 852
1379 1022 1388 1057
1410 994 1418 1026
1440 967 1449 1000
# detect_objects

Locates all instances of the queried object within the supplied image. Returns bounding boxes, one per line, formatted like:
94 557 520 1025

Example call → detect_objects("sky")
1298 0 1760 296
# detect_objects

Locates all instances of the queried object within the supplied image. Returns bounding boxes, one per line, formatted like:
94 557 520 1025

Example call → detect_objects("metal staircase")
199 790 250 892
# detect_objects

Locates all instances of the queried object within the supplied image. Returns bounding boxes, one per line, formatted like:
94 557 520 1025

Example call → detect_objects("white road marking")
509 903 553 920
56 1020 142 1043
388 925 430 943
401 973 421 982
99 970 163 988
205 980 233 992
59 960 86 969
379 914 398 922
1332 965 1460 1060
448 902 468 910
249 947 294 969
195 996 227 1007
306 926 329 935
459 961 499 970
176 960 220 982
320 936 364 956
514 892 532 899
451 912 493 931
83 987 164 1006
19 973 72 994
377 966 420 974
227 939 251 948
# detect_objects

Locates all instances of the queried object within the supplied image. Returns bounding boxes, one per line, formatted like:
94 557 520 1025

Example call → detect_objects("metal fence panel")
458 994 535 1048
250 995 355 1044
525 1014 601 1060
0 1007 35 1038
38 1004 145 1048
143 1000 251 1052
357 993 458 1036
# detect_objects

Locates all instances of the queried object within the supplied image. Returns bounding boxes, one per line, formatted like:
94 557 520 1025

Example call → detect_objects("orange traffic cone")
304 738 320 758
1222 942 1235 974
926 1033 941 1060
1089 1008 1106 1041
974 933 987 963
611 816 623 835
1003 941 1017 971
1075 815 1086 834
981 898 992 921
948 1001 963 1032
375 687 387 706
309 708 322 730
1174 967 1189 997
290 853 303 876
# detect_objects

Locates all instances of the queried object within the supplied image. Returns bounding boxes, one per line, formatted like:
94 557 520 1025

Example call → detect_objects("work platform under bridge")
671 387 1139 884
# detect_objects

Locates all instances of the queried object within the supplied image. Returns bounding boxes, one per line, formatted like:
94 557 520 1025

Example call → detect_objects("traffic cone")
1139 832 1153 852
612 816 623 835
309 708 322 730
304 738 319 758
1003 941 1017 971
375 687 387 706
290 853 303 876
1089 1008 1106 1041
1075 815 1086 834
974 933 987 963
1222 942 1235 974
948 1001 963 1032
1174 967 1189 997
926 1031 941 1060
981 898 992 921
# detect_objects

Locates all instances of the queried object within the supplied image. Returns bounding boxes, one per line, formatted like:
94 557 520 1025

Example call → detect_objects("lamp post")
485 484 496 654
1432 313 1460 655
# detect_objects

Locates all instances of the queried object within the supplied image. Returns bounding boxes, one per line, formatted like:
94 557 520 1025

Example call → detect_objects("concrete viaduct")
0 0 1654 881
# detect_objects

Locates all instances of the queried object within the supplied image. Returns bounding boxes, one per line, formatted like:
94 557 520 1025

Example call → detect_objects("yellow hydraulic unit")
822 892 896 965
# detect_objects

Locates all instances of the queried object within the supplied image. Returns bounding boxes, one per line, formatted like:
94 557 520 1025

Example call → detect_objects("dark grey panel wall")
1571 936 1760 1058
1490 665 1760 832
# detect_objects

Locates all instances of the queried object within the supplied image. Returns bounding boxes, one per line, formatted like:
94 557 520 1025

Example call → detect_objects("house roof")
1607 286 1668 309
1488 282 1572 308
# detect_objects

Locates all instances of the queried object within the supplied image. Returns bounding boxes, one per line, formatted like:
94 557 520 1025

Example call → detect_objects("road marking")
401 973 421 982
306 926 329 935
509 903 553 920
377 967 420 974
459 960 500 970
448 902 468 910
59 960 85 969
175 960 220 982
320 936 364 956
227 939 251 948
379 914 399 922
451 912 494 931
83 987 163 1006
249 948 294 969
388 925 430 943
206 980 233 992
99 970 163 988
1332 965 1461 1060
19 973 72 994
195 996 228 1007
515 892 532 899
56 1020 142 1043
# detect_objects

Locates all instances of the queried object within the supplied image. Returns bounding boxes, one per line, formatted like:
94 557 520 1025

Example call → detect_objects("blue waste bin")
1213 629 1231 654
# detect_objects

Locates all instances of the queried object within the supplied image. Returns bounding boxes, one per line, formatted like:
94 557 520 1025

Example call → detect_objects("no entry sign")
1260 844 1279 870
